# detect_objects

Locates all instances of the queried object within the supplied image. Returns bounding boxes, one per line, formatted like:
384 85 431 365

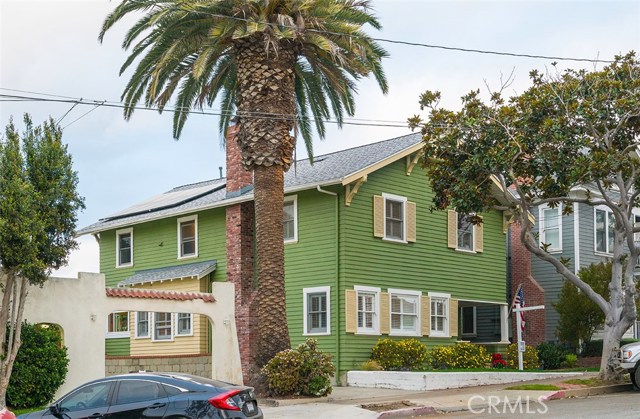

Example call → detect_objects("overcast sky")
1 0 639 276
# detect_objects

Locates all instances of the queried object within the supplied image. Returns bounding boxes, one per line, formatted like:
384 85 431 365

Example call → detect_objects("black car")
17 372 262 419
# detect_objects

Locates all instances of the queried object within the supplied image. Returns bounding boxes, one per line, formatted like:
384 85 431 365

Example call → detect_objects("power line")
188 10 614 64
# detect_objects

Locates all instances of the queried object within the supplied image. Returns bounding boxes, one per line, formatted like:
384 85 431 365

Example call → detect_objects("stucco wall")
6 272 241 400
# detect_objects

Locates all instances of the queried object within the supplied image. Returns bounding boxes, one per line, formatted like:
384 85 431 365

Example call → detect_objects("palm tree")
99 0 388 369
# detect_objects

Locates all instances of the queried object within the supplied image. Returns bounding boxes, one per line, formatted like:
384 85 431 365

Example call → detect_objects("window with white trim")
303 286 330 335
356 286 380 334
383 193 406 242
429 292 450 337
461 306 477 336
107 312 129 338
389 289 420 336
595 207 614 254
176 313 192 336
284 196 298 243
634 213 640 266
457 213 474 251
178 215 198 258
135 312 149 338
116 228 133 267
539 204 562 252
153 312 173 341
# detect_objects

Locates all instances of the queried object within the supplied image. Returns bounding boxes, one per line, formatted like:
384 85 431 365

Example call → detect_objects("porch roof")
118 260 217 287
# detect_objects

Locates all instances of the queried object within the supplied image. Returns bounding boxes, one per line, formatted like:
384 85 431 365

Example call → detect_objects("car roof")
81 372 238 391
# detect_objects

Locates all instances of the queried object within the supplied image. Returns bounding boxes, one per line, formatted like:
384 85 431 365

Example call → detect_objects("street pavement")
259 372 635 418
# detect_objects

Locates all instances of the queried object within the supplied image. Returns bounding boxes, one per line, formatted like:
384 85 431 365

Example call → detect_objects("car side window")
59 382 112 412
115 380 163 405
162 384 184 397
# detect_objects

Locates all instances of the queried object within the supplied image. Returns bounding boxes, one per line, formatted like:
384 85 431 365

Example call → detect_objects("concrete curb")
258 396 329 407
376 406 437 418
543 383 633 400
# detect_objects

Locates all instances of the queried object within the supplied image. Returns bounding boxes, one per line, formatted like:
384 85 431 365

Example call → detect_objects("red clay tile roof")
106 287 216 303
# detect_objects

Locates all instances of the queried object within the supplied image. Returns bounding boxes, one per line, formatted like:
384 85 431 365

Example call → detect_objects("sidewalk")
260 372 633 418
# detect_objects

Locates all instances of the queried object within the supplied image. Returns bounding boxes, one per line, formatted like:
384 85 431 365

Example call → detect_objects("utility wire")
62 101 105 129
57 99 82 124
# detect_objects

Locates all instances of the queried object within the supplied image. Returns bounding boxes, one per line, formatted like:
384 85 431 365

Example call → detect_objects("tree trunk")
253 165 289 366
599 321 626 381
232 35 297 368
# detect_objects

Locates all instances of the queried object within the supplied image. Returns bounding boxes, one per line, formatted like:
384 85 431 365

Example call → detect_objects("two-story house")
78 130 513 382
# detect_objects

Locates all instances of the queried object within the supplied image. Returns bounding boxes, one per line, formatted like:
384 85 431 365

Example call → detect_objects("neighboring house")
78 130 512 382
510 194 639 343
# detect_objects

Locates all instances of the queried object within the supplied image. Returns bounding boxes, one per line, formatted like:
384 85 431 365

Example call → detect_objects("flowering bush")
491 353 507 369
505 343 540 370
370 338 429 371
262 339 335 397
430 342 491 369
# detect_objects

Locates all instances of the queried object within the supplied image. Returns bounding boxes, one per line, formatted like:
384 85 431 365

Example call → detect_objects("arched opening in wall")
104 309 213 379
35 323 65 348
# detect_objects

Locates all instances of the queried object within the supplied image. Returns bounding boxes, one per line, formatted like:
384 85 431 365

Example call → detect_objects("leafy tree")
99 0 388 369
409 52 640 380
0 115 84 409
555 262 611 350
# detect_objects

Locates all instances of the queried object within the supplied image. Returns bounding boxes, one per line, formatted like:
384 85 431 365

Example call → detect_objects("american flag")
514 286 526 332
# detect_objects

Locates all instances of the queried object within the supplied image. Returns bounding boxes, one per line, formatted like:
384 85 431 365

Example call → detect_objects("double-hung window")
429 292 450 337
539 204 562 252
107 311 129 338
153 312 173 341
389 289 420 336
355 286 380 334
284 196 298 243
303 286 330 335
116 228 133 267
383 193 406 242
135 312 149 338
595 207 614 254
178 215 197 258
457 213 474 251
176 313 192 336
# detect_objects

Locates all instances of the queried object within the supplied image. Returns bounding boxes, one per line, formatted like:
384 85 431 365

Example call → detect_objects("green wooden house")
78 130 511 382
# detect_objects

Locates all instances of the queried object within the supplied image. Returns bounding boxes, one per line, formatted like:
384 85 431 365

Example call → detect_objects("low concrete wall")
106 354 211 377
347 371 585 391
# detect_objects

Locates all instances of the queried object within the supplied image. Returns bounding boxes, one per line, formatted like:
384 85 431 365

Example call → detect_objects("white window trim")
106 311 129 339
177 215 198 259
428 291 451 338
115 227 134 268
152 312 174 342
355 285 381 335
382 193 407 243
460 306 477 337
134 311 150 339
594 205 614 255
303 286 331 336
538 204 562 253
175 313 193 337
284 195 298 244
456 213 476 253
388 288 421 337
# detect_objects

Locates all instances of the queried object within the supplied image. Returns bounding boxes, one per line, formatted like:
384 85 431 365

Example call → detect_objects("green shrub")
7 323 69 408
360 360 383 371
564 353 578 368
505 344 540 370
537 342 569 370
370 338 429 371
262 339 335 397
430 342 491 369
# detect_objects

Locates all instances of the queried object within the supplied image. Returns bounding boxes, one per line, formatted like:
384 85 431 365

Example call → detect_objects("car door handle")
149 402 166 409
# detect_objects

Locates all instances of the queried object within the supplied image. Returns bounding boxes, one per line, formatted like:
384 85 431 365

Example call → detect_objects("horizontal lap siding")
106 337 130 356
100 208 227 288
338 159 506 377
285 189 339 360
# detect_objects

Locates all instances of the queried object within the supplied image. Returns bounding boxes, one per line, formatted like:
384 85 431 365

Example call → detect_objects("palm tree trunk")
233 35 297 367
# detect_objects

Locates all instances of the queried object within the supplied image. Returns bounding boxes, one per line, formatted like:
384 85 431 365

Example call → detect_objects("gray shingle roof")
77 132 421 235
118 260 217 287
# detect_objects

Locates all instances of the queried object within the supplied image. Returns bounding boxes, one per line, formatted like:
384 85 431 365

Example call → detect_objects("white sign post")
513 305 544 371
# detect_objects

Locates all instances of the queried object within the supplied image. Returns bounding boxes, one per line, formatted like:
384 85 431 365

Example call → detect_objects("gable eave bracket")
503 211 515 234
345 175 367 207
406 151 424 176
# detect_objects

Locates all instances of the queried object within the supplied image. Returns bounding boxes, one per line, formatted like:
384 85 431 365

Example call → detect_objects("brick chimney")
224 124 258 384
510 220 546 346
